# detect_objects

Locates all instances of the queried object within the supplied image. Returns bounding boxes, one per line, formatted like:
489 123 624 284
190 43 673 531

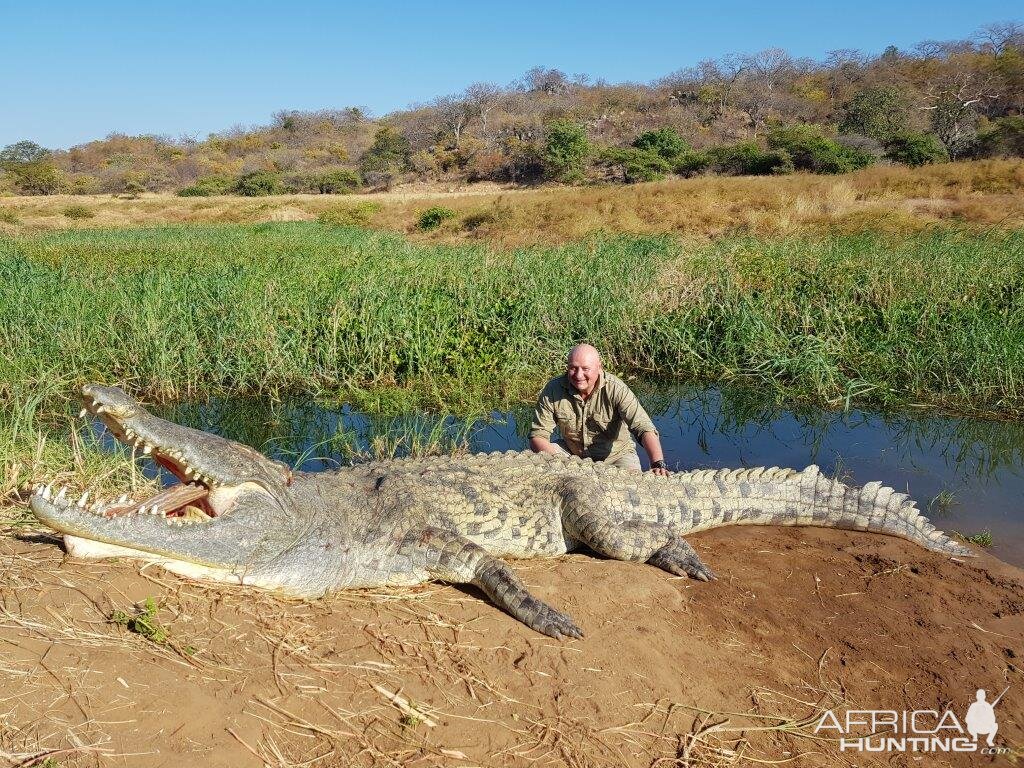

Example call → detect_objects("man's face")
567 353 601 396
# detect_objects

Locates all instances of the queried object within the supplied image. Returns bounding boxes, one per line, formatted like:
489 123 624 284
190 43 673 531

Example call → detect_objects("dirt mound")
0 524 1020 767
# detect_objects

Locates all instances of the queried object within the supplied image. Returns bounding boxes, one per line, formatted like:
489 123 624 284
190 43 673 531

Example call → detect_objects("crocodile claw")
648 538 716 582
520 595 584 640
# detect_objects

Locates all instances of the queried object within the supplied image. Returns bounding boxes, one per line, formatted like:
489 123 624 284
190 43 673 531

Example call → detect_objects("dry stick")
227 727 271 767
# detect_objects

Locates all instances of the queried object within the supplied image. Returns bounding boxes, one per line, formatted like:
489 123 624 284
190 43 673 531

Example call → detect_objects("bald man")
528 344 670 476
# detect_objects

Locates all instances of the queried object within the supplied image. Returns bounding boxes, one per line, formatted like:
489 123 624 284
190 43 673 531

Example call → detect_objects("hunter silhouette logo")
965 687 1007 747
814 685 1011 754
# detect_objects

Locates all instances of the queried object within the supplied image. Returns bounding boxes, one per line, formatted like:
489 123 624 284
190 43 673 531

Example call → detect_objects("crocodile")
29 384 974 639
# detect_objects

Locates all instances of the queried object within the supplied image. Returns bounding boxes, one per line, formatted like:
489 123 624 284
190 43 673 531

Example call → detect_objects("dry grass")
1 161 1021 246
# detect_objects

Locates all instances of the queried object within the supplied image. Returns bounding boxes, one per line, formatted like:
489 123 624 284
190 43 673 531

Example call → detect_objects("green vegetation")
111 597 197 654
177 175 234 197
1 222 1022 492
543 120 590 182
884 132 951 167
61 204 94 220
233 170 282 196
416 206 457 231
961 529 994 547
767 124 876 174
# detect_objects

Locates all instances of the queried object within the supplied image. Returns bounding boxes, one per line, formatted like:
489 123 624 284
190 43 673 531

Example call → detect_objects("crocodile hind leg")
563 508 716 582
402 526 584 639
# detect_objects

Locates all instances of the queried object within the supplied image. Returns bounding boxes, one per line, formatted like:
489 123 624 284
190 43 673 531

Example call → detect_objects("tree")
839 86 911 141
921 71 999 157
1 140 50 165
542 120 589 182
768 124 875 173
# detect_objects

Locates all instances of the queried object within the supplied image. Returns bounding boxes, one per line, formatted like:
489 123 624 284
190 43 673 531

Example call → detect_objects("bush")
177 175 233 197
62 204 95 220
416 206 457 231
674 151 712 177
975 117 1024 158
597 147 671 183
542 120 590 182
706 143 794 175
308 168 361 194
233 171 282 196
5 161 62 194
767 124 875 173
632 128 690 163
317 202 381 227
884 132 950 166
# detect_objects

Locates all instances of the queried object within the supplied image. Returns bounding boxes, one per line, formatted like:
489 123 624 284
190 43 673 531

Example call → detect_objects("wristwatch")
651 459 668 470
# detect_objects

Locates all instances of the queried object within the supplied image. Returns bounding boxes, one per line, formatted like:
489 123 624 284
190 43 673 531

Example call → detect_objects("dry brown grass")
2 161 1022 246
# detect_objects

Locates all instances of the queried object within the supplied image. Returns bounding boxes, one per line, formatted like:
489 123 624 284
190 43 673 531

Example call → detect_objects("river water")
135 384 1024 568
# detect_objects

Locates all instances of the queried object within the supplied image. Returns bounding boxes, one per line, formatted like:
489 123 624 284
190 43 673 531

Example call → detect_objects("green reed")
1 223 1022 490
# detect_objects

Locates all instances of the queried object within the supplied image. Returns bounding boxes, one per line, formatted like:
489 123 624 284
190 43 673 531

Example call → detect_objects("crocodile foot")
648 538 716 582
517 594 584 640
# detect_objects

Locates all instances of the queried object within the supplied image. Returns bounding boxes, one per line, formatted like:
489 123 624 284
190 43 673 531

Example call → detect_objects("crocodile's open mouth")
32 392 220 525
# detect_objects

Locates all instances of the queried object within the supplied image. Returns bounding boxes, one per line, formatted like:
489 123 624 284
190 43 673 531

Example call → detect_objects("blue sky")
1 0 1019 149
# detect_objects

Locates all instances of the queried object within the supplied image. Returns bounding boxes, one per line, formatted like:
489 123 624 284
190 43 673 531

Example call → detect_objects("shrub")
308 168 361 194
674 151 712 177
416 206 457 231
178 175 233 197
884 132 950 166
767 124 874 173
542 120 590 182
233 170 282 196
631 128 690 162
62 204 95 220
974 116 1024 158
317 202 381 227
706 143 794 175
597 147 671 183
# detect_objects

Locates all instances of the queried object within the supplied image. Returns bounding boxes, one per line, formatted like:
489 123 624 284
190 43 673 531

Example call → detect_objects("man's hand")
650 459 671 477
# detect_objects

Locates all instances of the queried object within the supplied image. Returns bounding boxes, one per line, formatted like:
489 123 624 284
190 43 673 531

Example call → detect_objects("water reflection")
130 385 1024 567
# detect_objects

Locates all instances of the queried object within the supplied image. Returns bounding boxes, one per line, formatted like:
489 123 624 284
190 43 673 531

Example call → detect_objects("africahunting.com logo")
814 686 1010 754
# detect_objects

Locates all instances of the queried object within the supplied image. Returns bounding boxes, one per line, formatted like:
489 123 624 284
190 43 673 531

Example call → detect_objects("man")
528 344 670 476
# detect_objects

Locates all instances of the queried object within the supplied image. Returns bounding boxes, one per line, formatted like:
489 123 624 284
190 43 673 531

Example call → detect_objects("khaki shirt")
528 372 658 461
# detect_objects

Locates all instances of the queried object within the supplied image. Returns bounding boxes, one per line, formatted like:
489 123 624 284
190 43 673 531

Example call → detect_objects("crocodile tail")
666 465 974 557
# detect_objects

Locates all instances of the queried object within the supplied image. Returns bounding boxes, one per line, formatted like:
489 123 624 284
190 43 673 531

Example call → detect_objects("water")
127 384 1023 567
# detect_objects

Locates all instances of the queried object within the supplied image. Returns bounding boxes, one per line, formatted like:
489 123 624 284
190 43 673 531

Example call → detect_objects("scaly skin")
29 385 974 639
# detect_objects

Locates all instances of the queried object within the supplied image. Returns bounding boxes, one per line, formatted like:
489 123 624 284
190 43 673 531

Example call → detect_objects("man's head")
566 344 602 397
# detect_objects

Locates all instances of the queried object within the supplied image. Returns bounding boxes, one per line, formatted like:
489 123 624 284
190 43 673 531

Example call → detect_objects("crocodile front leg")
400 526 584 640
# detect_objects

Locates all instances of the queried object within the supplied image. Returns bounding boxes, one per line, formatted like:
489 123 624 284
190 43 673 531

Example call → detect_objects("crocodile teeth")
118 494 129 504
78 408 88 419
77 491 89 508
42 484 53 500
142 444 153 455
56 487 68 502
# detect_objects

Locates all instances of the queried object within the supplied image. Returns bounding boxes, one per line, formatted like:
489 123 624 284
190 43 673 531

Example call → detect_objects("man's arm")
612 378 670 476
528 387 562 455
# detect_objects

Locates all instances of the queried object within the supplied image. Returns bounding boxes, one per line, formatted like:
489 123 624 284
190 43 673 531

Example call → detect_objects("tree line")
2 21 1022 197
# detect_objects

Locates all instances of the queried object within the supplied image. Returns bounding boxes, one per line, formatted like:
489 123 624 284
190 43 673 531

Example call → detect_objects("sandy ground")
0 521 1021 768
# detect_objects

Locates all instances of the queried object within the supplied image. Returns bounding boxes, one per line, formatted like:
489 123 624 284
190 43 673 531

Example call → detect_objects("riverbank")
1 519 1020 767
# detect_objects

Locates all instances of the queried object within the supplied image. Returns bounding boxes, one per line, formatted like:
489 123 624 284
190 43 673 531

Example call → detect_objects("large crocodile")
29 385 973 639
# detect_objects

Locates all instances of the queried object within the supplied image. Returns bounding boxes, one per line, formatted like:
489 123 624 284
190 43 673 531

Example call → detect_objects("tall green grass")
1 222 1022 490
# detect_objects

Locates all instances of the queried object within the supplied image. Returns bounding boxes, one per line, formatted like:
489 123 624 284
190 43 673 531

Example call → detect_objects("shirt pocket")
586 414 612 436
